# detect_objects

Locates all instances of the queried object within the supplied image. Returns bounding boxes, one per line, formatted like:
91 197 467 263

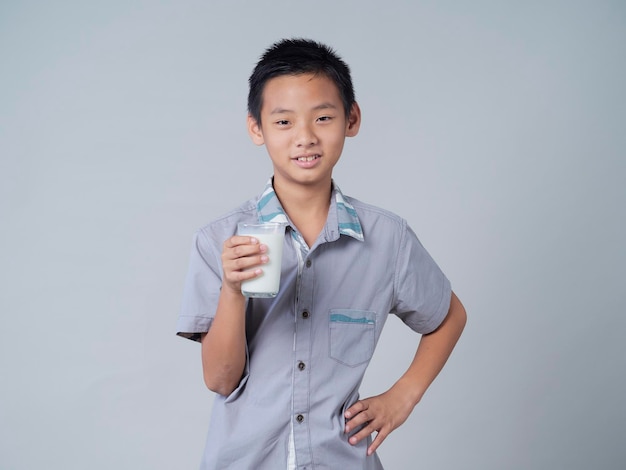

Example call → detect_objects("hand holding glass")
237 223 285 298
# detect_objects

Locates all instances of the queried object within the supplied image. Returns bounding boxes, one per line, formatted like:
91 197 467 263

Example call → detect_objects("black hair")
247 38 355 124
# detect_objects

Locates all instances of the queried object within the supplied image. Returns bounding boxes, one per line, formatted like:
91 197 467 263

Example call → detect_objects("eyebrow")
269 102 338 115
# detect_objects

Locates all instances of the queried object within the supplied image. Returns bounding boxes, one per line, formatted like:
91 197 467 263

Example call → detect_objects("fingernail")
250 237 258 244
344 411 351 418
260 255 268 263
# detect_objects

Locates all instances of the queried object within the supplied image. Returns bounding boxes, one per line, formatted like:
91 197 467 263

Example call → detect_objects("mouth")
294 154 321 162
292 154 322 169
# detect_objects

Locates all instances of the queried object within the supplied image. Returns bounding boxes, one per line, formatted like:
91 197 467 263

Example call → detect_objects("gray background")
1 1 624 469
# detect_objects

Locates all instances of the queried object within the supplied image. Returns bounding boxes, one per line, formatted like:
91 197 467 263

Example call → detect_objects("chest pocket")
329 310 377 367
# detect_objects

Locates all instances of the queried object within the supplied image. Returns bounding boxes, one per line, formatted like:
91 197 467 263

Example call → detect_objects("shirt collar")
256 178 364 242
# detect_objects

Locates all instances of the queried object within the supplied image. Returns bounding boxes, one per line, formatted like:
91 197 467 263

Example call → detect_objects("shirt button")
298 361 306 371
305 259 312 268
301 310 310 319
296 414 304 423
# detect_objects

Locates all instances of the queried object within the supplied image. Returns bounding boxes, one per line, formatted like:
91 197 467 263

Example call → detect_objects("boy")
177 38 466 470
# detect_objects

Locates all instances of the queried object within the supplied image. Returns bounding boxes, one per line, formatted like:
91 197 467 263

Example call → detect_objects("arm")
200 235 268 396
344 291 467 455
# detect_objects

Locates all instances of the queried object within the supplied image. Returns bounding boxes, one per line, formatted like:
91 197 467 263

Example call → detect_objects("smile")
295 155 320 162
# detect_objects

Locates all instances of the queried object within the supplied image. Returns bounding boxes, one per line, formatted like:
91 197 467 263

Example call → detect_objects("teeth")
298 155 318 162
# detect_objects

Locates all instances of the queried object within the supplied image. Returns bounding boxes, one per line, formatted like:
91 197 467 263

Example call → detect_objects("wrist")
220 284 246 303
393 375 426 409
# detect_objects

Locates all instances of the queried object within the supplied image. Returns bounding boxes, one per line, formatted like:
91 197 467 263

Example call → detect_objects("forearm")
201 286 248 396
393 291 467 408
343 292 466 454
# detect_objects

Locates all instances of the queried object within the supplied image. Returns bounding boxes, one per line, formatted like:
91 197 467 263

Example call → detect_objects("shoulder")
344 195 407 230
197 198 258 243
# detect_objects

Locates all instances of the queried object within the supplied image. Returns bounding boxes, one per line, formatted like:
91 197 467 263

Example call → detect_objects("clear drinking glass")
237 222 286 298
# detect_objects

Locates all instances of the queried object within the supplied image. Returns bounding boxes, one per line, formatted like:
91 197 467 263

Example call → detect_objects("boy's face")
247 73 360 191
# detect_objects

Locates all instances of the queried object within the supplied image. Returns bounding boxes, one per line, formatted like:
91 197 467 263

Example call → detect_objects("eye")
275 119 290 126
317 116 333 122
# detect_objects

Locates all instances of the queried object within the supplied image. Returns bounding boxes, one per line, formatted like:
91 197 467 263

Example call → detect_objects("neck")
272 177 332 246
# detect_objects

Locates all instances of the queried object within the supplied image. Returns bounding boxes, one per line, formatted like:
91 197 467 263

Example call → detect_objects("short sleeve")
176 229 223 342
392 221 452 334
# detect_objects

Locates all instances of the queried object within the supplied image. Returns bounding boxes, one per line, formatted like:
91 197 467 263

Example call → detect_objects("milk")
238 223 285 298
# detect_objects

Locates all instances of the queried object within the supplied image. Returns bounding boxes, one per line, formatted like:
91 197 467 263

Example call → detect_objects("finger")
347 419 378 446
230 251 268 269
224 235 260 248
367 428 390 456
223 242 267 264
223 265 263 288
344 400 368 420
345 410 374 434
224 255 268 281
344 409 372 434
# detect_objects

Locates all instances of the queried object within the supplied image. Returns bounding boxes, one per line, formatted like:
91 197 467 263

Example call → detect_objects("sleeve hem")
420 278 452 335
176 315 214 342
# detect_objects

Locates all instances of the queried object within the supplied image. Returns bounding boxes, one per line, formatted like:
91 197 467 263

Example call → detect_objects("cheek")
327 134 346 151
264 133 290 150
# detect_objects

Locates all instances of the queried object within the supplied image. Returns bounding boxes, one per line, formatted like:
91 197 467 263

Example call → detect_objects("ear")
247 114 265 146
345 102 361 137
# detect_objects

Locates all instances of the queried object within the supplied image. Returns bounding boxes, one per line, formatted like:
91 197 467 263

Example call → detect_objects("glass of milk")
237 222 286 298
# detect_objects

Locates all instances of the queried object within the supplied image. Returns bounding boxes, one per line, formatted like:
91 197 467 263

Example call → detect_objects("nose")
295 122 317 147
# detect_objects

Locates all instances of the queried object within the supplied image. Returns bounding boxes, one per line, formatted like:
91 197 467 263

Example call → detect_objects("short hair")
248 38 355 124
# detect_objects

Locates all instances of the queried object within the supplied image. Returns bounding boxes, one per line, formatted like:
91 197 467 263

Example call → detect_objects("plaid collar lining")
256 178 364 242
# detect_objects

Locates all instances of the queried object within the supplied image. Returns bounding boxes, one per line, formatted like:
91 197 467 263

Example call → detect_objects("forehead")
260 73 342 112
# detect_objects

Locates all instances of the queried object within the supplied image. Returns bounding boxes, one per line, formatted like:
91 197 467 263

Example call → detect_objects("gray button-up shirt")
177 180 451 470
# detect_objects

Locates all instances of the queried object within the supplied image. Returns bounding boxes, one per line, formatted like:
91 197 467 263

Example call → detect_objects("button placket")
293 249 314 467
